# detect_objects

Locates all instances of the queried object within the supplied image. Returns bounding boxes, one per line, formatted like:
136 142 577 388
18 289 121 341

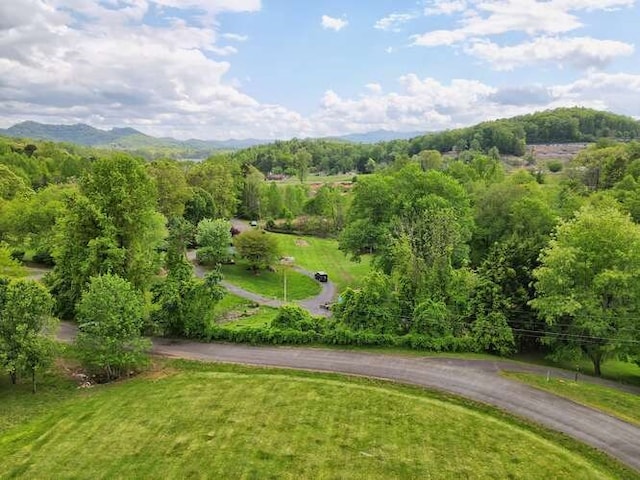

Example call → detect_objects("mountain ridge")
0 121 422 152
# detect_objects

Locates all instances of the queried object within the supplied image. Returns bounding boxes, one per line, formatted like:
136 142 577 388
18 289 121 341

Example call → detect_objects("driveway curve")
56 322 640 471
187 250 336 317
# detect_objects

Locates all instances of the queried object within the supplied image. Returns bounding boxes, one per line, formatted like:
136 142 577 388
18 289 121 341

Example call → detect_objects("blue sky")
1 0 639 140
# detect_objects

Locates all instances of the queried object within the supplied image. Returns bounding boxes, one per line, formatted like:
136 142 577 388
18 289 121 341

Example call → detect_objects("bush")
271 305 324 332
205 322 476 353
547 160 563 173
75 274 151 381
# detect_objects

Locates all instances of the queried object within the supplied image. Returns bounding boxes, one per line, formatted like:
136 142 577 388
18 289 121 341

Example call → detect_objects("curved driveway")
187 250 336 317
57 322 640 471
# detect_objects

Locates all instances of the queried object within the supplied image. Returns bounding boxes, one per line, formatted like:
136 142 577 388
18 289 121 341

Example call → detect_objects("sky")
1 0 639 140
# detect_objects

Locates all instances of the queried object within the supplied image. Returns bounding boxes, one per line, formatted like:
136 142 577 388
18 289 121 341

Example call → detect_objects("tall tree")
146 160 191 218
241 166 264 220
195 219 232 266
75 274 150 381
530 205 640 375
0 278 57 392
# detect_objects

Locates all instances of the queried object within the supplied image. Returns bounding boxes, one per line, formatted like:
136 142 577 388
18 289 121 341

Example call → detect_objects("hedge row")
206 325 477 352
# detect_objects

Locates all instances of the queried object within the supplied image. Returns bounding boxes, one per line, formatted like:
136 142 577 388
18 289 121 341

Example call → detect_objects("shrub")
271 305 323 332
75 274 151 381
547 160 563 173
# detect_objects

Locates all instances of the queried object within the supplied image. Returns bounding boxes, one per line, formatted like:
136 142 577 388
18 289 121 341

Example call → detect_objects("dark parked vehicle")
314 271 328 282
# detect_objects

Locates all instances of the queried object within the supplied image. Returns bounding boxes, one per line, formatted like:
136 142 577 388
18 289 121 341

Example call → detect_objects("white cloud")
467 36 635 70
311 75 499 135
365 83 383 94
222 33 249 42
551 72 640 117
0 0 314 140
310 72 640 137
374 13 417 32
413 0 582 46
412 0 637 48
424 0 467 15
1 1 639 140
321 15 348 32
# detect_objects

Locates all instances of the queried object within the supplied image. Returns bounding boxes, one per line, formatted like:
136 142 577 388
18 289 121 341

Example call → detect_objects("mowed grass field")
504 372 640 426
0 361 634 479
274 233 371 292
221 261 321 301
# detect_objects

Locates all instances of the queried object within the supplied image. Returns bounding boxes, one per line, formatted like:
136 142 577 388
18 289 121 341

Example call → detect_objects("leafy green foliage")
531 205 640 375
0 278 57 392
75 274 150 381
271 305 322 332
0 244 26 278
333 271 401 334
146 160 191 218
48 154 165 317
152 260 225 338
234 229 280 272
195 219 232 266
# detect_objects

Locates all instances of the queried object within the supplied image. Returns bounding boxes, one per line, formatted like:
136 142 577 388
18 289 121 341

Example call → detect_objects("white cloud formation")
0 0 317 140
321 15 348 31
424 0 467 15
1 1 639 140
374 13 417 32
412 0 637 70
309 72 640 136
467 36 635 70
365 83 383 94
222 33 249 42
413 0 583 46
414 0 637 47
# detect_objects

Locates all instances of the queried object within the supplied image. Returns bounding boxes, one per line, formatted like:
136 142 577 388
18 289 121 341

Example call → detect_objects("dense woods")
2 107 640 383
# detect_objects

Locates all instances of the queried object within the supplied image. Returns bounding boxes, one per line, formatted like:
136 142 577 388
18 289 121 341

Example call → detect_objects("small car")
250 220 258 227
314 271 328 282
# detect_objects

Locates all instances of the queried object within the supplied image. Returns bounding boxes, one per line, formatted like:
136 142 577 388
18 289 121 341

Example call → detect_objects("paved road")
57 322 640 471
187 250 336 317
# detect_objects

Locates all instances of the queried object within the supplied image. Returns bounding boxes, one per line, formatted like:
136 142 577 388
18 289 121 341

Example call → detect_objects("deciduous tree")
530 205 640 375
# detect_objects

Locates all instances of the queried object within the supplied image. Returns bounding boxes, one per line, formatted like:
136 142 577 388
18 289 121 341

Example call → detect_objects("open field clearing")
274 233 371 293
221 261 321 301
1 361 633 479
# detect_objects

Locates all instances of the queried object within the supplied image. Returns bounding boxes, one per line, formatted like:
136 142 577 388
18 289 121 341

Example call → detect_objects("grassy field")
504 372 640 426
221 261 321 301
0 360 634 479
274 233 371 292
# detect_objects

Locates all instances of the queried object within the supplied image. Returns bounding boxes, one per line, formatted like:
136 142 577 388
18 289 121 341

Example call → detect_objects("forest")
1 107 640 387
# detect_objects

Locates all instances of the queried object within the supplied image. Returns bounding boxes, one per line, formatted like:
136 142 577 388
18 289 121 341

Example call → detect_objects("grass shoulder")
503 371 640 426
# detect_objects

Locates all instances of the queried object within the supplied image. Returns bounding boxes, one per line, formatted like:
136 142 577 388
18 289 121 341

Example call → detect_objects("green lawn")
514 353 640 386
221 306 278 329
221 261 321 301
211 293 254 321
0 360 633 479
274 233 371 292
504 372 640 426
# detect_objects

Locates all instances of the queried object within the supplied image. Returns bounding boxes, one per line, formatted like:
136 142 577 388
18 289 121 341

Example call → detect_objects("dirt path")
56 321 640 472
187 250 335 317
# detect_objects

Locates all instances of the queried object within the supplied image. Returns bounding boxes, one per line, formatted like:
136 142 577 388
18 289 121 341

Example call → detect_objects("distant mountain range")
0 121 424 153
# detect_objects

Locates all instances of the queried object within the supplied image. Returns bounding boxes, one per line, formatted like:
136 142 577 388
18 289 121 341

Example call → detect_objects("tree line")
2 108 640 387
